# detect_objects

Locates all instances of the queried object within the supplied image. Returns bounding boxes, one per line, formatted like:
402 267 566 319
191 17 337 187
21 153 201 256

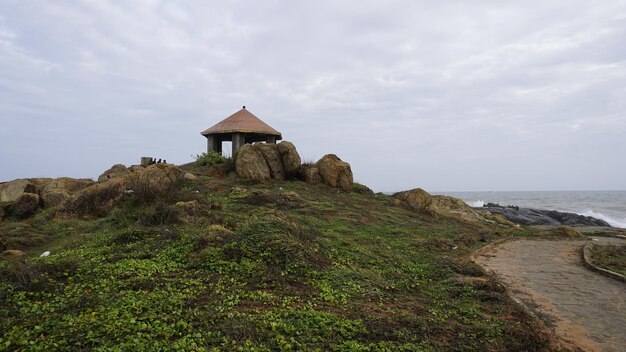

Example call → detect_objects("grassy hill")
0 170 563 351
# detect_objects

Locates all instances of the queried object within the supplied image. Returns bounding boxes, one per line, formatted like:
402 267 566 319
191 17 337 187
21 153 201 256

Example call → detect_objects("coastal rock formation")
257 143 286 180
0 249 26 260
235 144 272 181
393 188 432 213
60 179 126 217
393 189 514 226
233 142 352 192
41 191 70 208
125 163 186 198
315 154 353 192
235 141 302 182
277 141 301 177
0 177 97 219
40 177 94 208
61 163 186 217
98 164 130 182
431 195 513 225
0 179 36 203
42 177 93 194
479 204 611 227
6 193 40 219
302 166 322 184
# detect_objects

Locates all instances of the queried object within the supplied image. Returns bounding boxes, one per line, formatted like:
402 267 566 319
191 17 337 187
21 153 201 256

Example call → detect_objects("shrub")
194 152 226 167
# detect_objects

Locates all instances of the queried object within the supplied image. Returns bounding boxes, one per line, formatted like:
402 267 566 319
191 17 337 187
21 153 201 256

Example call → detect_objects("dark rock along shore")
477 203 611 227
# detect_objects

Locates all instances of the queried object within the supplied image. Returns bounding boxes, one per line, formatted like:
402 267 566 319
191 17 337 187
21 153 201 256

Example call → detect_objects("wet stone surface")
477 237 626 352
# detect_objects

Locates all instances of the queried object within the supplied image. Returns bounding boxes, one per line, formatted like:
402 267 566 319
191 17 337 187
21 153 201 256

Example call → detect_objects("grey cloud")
1 0 625 191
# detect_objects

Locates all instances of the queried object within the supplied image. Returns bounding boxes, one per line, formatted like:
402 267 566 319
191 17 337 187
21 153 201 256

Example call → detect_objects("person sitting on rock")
157 159 162 164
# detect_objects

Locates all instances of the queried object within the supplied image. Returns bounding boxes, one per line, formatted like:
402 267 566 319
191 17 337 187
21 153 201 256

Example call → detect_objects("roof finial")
242 105 246 109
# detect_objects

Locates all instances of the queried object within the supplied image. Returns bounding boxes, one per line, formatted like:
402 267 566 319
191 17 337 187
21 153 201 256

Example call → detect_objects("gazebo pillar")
206 135 222 154
232 133 246 156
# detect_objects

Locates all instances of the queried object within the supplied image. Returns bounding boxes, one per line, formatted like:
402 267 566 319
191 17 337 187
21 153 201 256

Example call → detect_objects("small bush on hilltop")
194 152 227 167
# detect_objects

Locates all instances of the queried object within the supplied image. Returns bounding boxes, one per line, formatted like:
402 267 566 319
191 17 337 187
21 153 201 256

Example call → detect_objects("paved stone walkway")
476 237 626 352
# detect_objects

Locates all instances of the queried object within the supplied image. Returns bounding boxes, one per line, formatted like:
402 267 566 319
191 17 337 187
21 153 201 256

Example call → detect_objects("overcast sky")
1 1 625 192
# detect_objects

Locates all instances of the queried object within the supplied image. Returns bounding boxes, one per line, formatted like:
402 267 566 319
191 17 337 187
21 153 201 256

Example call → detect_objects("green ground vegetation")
591 244 626 276
1 173 560 351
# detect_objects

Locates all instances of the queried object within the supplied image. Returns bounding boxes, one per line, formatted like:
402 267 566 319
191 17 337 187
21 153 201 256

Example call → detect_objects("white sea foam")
465 200 485 208
579 210 626 229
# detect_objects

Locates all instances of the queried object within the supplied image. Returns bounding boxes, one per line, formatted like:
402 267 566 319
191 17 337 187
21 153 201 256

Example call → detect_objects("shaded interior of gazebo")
201 107 282 156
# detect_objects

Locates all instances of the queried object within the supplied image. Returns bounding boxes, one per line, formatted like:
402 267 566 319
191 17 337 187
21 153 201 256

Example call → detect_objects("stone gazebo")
201 106 282 156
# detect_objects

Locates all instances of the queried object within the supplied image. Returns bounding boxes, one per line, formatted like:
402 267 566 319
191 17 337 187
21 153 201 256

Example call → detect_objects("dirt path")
476 237 626 352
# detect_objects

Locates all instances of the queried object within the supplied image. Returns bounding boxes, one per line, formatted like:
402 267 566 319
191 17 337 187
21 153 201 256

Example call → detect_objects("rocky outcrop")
300 154 354 192
0 177 96 216
1 249 26 260
393 189 514 226
0 179 36 203
302 166 322 184
479 204 611 227
233 142 352 192
40 177 94 208
41 191 70 208
6 193 40 219
235 141 302 182
235 144 272 181
257 143 286 180
60 163 186 217
393 188 432 213
98 164 130 182
184 173 197 180
277 141 301 177
125 163 186 198
314 154 353 192
60 179 126 217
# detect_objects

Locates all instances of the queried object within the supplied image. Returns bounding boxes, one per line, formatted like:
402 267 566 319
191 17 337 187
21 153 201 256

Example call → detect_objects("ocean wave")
579 210 626 229
465 200 485 208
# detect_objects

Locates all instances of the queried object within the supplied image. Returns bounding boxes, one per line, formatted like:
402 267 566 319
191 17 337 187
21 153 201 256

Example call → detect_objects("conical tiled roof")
201 107 282 137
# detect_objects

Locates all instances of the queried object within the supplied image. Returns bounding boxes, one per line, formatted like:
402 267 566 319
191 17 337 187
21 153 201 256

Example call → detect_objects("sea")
434 190 626 229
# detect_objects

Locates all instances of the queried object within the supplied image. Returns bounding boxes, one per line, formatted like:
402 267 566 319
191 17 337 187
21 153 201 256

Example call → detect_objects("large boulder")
393 188 433 213
0 179 36 203
392 189 514 226
8 193 40 219
302 165 322 184
1 249 26 260
60 163 186 217
125 163 186 198
235 144 271 181
98 164 130 182
277 141 301 177
30 178 53 195
59 179 126 217
315 154 353 192
257 143 285 180
43 177 94 194
40 177 95 208
41 190 71 208
234 141 303 182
